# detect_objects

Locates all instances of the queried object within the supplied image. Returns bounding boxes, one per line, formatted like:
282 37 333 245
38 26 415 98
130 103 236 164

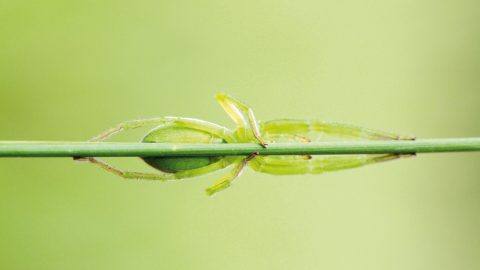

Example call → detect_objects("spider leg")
263 133 311 143
205 153 258 196
249 154 414 175
75 117 234 163
82 157 177 180
216 94 267 147
82 157 234 181
261 119 415 141
263 133 312 160
89 117 235 142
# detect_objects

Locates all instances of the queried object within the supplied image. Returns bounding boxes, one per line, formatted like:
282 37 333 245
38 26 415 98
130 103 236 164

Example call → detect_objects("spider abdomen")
141 124 226 173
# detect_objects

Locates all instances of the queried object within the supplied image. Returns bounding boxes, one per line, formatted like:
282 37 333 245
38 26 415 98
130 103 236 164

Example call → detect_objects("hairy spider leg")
263 133 311 143
75 117 240 186
85 156 234 181
216 93 268 147
263 133 313 160
88 117 235 142
257 119 415 170
260 119 415 141
205 153 258 196
249 154 414 175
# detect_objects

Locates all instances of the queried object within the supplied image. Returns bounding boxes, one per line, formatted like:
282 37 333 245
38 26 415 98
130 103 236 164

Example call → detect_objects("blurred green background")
1 0 479 269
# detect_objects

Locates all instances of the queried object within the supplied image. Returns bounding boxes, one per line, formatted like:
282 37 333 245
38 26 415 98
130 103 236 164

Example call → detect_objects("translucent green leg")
82 157 175 180
263 133 312 159
89 116 235 142
78 117 236 181
205 153 258 196
74 117 236 170
263 133 311 143
261 119 415 141
249 154 414 175
84 157 233 181
216 94 267 147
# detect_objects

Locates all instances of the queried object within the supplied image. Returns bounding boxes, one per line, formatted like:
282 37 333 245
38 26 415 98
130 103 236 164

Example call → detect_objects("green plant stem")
0 138 479 157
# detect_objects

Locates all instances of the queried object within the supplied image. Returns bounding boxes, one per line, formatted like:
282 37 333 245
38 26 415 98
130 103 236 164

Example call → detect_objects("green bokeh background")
1 1 479 269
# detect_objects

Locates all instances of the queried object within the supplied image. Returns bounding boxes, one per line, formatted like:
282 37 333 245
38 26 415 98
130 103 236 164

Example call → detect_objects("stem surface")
0 138 479 157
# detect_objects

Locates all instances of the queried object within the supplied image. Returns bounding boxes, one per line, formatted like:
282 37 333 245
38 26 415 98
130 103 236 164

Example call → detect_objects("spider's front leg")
261 119 415 141
249 154 415 175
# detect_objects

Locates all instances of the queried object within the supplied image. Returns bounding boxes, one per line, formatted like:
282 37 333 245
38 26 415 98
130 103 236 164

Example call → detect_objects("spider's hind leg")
80 156 235 182
88 117 235 142
73 117 183 162
81 157 177 180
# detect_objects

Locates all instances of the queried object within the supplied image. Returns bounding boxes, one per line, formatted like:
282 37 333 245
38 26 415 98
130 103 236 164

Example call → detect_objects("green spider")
77 94 414 195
